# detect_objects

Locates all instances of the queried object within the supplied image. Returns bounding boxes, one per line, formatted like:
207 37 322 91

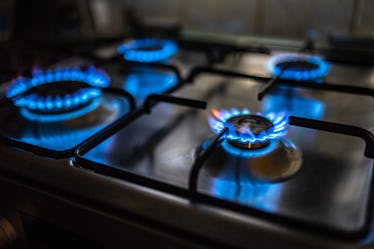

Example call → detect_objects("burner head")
227 114 273 149
209 108 288 151
118 38 178 62
267 53 329 81
6 66 110 122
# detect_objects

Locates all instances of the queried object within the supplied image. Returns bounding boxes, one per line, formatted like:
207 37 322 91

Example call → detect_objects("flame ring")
6 66 110 121
267 53 329 81
118 38 178 62
208 108 289 144
7 66 109 111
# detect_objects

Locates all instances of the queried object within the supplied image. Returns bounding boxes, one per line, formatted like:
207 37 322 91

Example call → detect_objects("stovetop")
0 37 373 249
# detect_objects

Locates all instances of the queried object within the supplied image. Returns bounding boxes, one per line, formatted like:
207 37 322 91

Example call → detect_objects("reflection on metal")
263 90 325 120
22 99 123 151
246 139 303 182
212 178 282 212
123 69 177 101
201 138 302 182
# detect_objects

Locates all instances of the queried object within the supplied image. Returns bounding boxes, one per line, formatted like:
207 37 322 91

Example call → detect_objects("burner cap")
267 53 329 81
118 38 178 62
209 108 288 150
6 66 110 122
227 114 273 149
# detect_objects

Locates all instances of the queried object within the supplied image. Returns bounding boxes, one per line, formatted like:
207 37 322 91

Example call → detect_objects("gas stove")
0 35 373 249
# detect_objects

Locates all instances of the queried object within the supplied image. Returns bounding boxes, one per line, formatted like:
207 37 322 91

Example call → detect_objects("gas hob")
0 37 373 249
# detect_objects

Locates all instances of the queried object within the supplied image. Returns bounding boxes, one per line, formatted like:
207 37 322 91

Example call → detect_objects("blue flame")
20 97 101 122
118 38 178 62
6 66 110 122
208 108 289 144
124 69 177 101
267 53 329 81
221 140 279 158
201 138 279 158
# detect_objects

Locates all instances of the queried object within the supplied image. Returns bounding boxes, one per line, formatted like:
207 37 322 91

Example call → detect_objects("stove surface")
82 58 373 234
0 39 373 249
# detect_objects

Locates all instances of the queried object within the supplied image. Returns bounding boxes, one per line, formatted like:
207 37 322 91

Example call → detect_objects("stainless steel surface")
199 138 303 181
0 45 372 249
77 53 374 234
217 53 374 127
0 146 360 249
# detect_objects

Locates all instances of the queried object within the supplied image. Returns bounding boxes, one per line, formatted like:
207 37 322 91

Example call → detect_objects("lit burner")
206 108 301 181
209 108 288 150
6 66 110 122
267 53 329 81
118 38 178 62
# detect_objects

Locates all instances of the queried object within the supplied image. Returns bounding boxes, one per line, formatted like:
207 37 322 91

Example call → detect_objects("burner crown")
209 108 288 149
118 38 178 62
267 53 329 81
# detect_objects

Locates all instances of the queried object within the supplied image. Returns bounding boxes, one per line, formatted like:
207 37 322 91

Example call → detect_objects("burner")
226 114 274 149
209 108 288 151
6 66 110 122
207 109 301 181
118 38 178 62
267 53 329 81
